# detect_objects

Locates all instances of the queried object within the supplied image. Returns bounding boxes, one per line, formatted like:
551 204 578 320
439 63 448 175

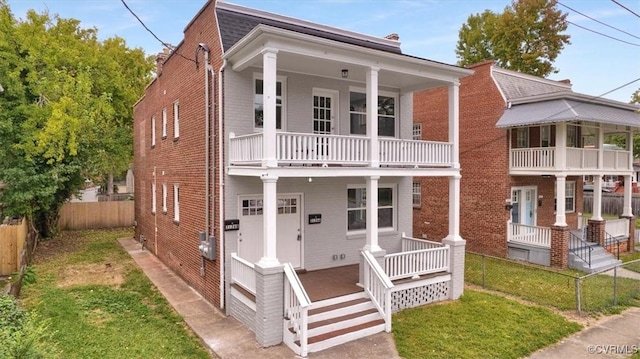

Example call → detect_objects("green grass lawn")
393 290 582 359
19 228 212 359
465 253 640 313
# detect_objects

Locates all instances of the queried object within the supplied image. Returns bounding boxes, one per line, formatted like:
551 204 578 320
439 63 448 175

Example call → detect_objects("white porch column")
623 175 633 217
448 83 460 168
364 176 381 252
366 67 380 168
597 124 604 169
555 175 567 226
444 174 463 241
262 48 278 168
555 122 567 170
258 174 279 267
592 175 603 221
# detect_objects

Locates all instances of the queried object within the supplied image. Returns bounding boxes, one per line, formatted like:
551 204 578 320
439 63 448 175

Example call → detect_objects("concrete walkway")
118 237 400 359
603 267 640 280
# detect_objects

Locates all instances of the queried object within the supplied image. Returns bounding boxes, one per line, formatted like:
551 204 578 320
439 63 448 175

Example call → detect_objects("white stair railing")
283 262 312 357
230 253 256 294
401 233 446 251
384 246 449 281
362 250 393 332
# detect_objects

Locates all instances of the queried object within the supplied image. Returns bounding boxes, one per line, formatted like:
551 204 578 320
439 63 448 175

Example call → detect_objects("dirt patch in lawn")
57 263 125 288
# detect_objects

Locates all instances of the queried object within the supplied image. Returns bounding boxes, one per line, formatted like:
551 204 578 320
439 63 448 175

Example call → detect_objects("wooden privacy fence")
583 193 640 216
0 218 27 276
58 201 135 230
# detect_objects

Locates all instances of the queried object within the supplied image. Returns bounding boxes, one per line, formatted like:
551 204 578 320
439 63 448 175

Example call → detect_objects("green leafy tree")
456 0 570 77
0 1 154 237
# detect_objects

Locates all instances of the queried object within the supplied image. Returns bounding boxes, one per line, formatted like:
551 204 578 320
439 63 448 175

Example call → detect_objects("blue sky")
7 0 640 102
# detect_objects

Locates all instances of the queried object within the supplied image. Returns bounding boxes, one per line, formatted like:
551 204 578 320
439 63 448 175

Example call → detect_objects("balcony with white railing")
229 132 454 168
510 147 632 173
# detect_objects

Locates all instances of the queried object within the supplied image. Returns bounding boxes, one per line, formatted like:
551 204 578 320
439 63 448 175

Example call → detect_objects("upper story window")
254 75 286 130
567 125 578 148
413 124 422 140
173 101 180 139
162 107 167 138
347 185 395 233
173 184 180 222
412 182 421 208
541 125 551 147
151 115 156 147
515 127 529 148
349 88 397 137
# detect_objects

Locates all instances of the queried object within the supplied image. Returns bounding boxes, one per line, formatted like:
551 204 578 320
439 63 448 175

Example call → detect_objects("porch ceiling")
224 24 472 93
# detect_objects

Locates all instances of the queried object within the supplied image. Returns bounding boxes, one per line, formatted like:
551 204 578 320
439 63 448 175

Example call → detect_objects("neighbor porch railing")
230 253 256 294
507 222 551 248
510 147 632 171
283 262 312 357
605 218 630 238
385 234 449 280
510 148 555 169
603 150 631 170
566 148 599 168
362 250 393 332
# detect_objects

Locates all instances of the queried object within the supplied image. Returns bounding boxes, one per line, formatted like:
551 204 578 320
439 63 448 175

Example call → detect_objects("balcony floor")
297 264 361 302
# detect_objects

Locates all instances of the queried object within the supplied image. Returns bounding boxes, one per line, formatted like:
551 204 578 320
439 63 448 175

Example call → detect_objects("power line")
611 0 640 19
558 2 640 40
567 20 640 47
120 0 196 63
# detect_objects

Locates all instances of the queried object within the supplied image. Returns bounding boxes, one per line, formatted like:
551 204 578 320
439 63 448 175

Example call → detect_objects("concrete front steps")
569 243 622 273
283 292 385 356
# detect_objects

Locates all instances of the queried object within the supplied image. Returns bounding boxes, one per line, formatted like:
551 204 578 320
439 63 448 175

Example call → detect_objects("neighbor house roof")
491 66 572 102
216 2 402 54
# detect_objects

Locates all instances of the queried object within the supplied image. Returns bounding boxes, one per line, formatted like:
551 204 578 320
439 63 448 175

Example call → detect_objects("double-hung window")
515 127 529 148
412 182 421 208
347 185 395 232
162 183 167 213
173 184 180 222
173 101 180 139
254 75 286 130
349 89 397 137
412 123 422 140
151 115 156 147
151 182 156 213
554 181 576 212
162 108 167 138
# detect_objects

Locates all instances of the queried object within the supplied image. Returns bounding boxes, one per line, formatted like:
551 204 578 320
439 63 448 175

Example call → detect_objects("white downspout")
197 43 211 277
218 59 227 310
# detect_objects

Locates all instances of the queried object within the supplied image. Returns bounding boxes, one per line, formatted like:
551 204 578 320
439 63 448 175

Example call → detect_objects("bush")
0 294 59 358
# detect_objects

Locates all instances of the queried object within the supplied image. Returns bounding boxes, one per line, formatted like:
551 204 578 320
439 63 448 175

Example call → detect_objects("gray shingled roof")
215 7 402 54
492 69 571 101
496 99 640 128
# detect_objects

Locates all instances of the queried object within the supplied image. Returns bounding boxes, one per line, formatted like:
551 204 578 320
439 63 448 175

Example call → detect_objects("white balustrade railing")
507 223 551 248
283 262 311 357
230 253 256 294
401 233 445 251
602 150 631 170
276 133 369 164
379 139 452 166
384 246 449 281
605 218 629 238
566 148 598 168
510 148 555 169
362 250 393 333
229 133 263 163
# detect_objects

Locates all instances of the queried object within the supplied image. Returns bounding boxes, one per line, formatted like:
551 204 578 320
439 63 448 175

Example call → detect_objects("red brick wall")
133 0 224 307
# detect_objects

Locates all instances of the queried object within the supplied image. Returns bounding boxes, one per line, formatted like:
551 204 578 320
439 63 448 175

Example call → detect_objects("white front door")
511 187 536 226
237 194 302 268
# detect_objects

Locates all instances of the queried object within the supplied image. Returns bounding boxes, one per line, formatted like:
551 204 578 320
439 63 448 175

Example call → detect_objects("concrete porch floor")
118 237 400 358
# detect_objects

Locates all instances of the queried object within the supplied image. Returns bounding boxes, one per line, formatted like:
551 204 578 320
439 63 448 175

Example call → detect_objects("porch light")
505 199 513 211
341 69 349 78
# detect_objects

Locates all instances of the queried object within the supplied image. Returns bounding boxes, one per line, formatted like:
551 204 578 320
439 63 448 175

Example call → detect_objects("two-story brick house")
414 61 640 272
134 1 471 355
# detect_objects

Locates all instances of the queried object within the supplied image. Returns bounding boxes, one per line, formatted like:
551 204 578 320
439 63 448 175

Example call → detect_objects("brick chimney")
155 47 172 76
558 79 571 85
385 33 399 41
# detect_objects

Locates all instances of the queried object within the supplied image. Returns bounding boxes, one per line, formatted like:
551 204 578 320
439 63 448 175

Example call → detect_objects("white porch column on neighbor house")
592 175 603 221
259 174 280 267
262 48 278 168
555 122 567 170
367 67 380 168
623 175 633 217
628 130 635 171
448 83 460 168
444 174 462 241
597 124 604 169
443 174 465 300
555 175 567 226
365 175 381 252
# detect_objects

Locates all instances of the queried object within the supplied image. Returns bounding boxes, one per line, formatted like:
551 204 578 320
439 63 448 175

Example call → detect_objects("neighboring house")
414 61 640 273
133 1 470 355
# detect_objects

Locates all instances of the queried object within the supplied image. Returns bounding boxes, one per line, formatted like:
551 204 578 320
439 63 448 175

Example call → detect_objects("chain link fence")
466 252 640 314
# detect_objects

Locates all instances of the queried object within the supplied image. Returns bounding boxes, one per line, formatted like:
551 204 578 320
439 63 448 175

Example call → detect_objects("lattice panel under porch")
391 281 450 312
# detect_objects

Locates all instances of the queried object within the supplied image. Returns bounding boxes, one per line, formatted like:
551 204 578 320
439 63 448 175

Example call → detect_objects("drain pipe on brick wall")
218 59 227 310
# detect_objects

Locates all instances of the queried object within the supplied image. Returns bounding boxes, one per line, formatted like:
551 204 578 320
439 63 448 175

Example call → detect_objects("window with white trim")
515 127 529 148
567 124 578 148
173 184 180 222
413 123 422 140
347 185 395 232
151 115 156 147
554 181 576 213
412 182 421 208
349 89 397 137
162 183 167 213
173 101 180 139
254 75 286 130
162 107 167 138
151 182 156 213
540 125 550 147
